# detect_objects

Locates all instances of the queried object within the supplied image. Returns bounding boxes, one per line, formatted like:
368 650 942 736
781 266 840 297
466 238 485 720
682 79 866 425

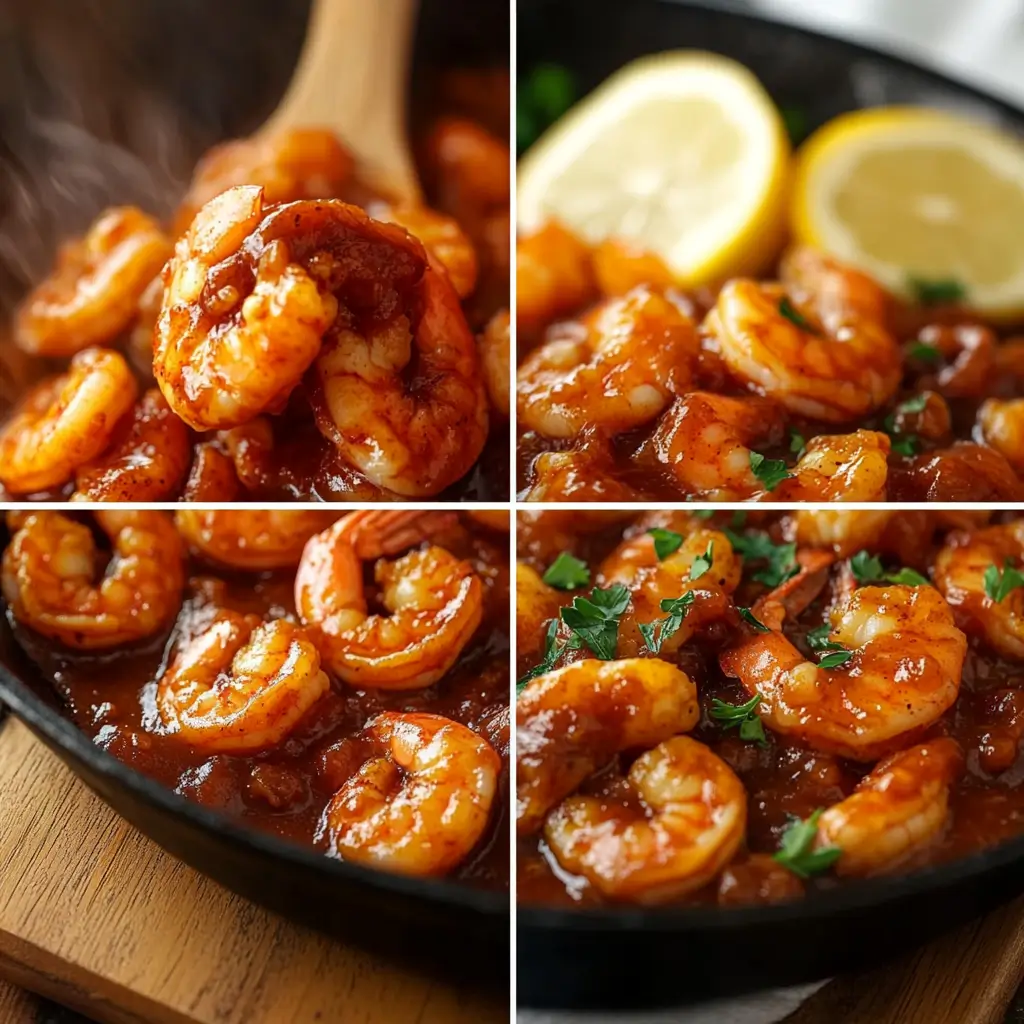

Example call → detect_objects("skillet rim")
517 0 1024 933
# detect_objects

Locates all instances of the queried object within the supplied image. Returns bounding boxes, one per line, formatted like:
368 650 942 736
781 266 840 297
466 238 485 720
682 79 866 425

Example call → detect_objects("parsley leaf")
710 694 767 747
850 550 930 588
789 429 806 458
648 527 683 561
885 567 930 586
818 649 854 669
560 584 630 660
517 620 564 692
898 393 929 415
908 276 967 306
890 433 919 457
739 607 770 633
638 592 696 655
779 296 815 332
774 809 842 878
691 510 716 521
907 341 941 365
805 623 853 668
883 396 928 458
750 451 793 492
542 551 590 591
984 560 1024 603
730 511 748 529
689 542 714 581
726 530 798 588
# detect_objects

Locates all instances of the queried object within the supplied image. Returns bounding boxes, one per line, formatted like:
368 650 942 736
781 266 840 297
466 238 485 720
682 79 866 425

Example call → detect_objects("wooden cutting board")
0 715 508 1024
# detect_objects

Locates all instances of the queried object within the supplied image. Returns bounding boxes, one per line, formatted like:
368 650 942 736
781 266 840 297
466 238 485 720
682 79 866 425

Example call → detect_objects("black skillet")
0 0 509 993
517 0 1024 1010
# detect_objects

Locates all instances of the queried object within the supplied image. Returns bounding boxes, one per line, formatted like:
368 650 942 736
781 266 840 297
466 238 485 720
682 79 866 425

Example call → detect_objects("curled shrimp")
172 127 354 235
643 392 785 500
480 309 510 417
0 348 138 494
516 222 595 339
601 527 741 657
771 430 891 503
155 186 340 430
522 442 642 502
977 399 1024 475
516 561 564 664
517 286 698 438
157 611 329 754
516 658 699 835
706 247 900 421
176 510 338 569
370 201 478 298
295 511 482 688
311 256 488 495
545 736 746 902
2 510 184 649
14 207 170 357
72 388 191 502
325 711 499 876
934 521 1024 659
720 583 966 760
786 510 899 558
816 739 963 876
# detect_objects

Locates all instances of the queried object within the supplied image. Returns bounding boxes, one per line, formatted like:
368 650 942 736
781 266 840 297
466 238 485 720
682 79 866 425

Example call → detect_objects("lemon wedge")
517 51 791 287
791 106 1024 318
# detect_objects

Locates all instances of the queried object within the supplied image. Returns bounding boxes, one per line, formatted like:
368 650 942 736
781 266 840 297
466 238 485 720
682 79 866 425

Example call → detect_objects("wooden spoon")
261 0 421 204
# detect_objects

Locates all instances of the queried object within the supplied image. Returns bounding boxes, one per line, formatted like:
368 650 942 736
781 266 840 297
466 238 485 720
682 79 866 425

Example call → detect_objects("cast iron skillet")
518 0 1024 1010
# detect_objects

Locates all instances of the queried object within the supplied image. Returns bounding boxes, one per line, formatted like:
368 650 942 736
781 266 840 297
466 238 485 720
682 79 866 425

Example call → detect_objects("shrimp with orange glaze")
325 711 499 876
516 221 595 339
295 511 483 689
544 736 746 902
705 246 901 422
601 527 741 657
14 207 170 357
721 577 965 760
479 309 510 417
0 348 137 494
2 510 184 648
934 520 1024 659
816 739 964 876
517 285 699 438
176 510 339 569
157 609 329 754
516 658 699 835
771 430 891 503
977 398 1024 475
515 561 564 664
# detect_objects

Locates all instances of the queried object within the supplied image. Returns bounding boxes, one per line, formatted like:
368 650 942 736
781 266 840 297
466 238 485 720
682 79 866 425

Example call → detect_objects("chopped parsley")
739 607 770 633
850 550 929 587
805 623 853 668
908 276 967 306
883 394 929 457
984 560 1024 603
750 451 793 492
691 510 716 521
774 809 842 878
907 340 942 365
542 551 590 591
789 428 806 458
560 584 631 660
689 542 714 581
648 527 683 561
638 592 696 655
779 296 815 332
517 620 579 692
710 694 767 747
726 530 798 588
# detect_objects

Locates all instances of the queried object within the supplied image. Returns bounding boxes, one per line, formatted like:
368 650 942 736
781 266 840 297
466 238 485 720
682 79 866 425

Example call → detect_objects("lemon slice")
517 51 791 287
791 106 1024 318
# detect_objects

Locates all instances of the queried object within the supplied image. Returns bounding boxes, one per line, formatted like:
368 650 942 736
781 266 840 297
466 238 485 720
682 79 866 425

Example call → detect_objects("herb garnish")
738 607 770 633
542 551 591 591
908 276 967 306
517 620 581 692
789 429 806 458
726 530 799 588
907 341 941 365
779 296 815 332
849 550 929 587
774 809 842 878
883 394 929 457
648 527 683 560
750 451 793 492
638 592 696 654
984 560 1024 603
710 694 768 747
689 542 714 581
560 584 631 660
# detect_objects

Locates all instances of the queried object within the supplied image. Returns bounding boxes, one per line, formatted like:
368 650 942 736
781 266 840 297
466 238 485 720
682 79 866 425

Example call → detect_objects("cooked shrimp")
517 285 698 438
643 392 785 500
466 510 510 532
706 247 900 421
516 221 595 339
2 510 184 649
602 528 741 657
295 511 482 688
516 658 699 835
934 521 1024 659
516 562 564 664
176 510 338 569
0 348 138 494
157 611 329 754
369 201 478 298
771 430 891 503
423 117 510 210
128 274 164 378
978 399 1024 475
523 444 642 502
310 252 488 497
591 238 674 297
786 510 899 558
325 711 499 876
172 127 354 235
816 739 963 876
896 442 1024 502
545 736 746 902
720 584 966 760
182 442 242 502
911 324 995 399
480 309 510 417
72 389 191 502
14 207 170 356
154 186 338 430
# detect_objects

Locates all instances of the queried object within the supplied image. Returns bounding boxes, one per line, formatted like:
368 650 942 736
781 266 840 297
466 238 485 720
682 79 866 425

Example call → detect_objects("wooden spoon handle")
263 0 421 203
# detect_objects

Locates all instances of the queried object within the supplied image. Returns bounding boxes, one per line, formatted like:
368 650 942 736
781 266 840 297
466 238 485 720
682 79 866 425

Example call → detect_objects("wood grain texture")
786 895 1024 1024
0 977 41 1024
0 717 507 1024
